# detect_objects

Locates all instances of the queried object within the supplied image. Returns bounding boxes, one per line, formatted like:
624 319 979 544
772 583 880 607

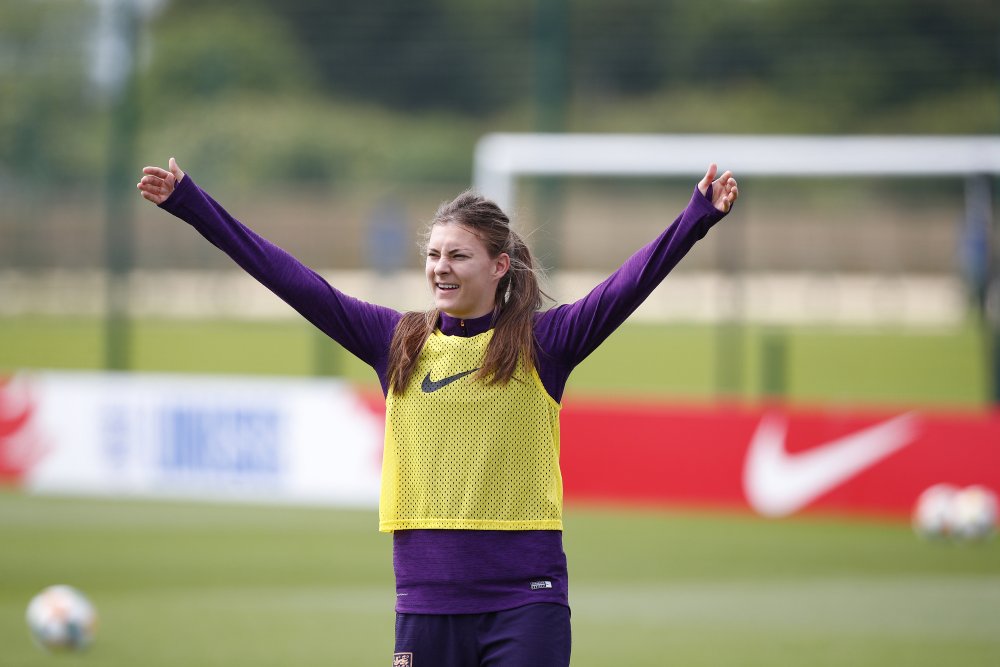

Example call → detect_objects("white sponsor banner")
3 372 384 506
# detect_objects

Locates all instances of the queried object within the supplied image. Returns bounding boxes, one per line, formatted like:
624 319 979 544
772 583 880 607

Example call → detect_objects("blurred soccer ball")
949 485 998 541
913 483 998 542
912 483 959 539
25 585 98 651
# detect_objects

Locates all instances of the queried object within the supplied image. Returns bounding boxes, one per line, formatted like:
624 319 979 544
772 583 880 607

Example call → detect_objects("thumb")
168 157 184 183
699 163 717 195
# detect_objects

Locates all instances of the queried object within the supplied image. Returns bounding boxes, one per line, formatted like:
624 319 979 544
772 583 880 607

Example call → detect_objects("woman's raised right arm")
137 159 401 371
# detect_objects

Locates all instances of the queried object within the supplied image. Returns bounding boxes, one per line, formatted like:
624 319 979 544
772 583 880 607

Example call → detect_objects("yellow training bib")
379 329 563 532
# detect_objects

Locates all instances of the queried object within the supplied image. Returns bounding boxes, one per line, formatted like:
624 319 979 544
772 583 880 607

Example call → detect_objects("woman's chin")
435 301 464 317
436 300 473 318
434 292 463 312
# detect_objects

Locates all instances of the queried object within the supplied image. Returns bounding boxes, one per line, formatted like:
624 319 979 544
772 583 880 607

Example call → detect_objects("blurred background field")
3 0 1000 664
3 0 995 404
0 316 989 408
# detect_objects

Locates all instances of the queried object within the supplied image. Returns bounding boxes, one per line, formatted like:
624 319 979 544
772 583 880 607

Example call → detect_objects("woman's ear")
494 253 511 280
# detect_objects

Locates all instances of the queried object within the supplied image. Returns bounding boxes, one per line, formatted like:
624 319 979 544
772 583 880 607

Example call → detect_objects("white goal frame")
473 133 1000 212
472 132 999 330
472 134 1000 400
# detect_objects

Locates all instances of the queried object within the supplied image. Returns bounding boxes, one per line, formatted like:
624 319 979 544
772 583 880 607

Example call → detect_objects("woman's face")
425 223 509 319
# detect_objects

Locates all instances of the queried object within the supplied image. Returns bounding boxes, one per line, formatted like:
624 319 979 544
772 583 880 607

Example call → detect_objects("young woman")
138 158 737 666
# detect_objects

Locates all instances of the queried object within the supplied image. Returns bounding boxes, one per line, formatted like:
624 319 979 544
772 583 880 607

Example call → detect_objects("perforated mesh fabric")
379 330 563 532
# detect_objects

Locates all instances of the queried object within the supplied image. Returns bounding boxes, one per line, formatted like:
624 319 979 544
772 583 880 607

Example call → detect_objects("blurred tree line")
1 0 997 192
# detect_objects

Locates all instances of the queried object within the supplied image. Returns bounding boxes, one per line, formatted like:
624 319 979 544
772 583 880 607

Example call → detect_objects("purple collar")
438 311 495 337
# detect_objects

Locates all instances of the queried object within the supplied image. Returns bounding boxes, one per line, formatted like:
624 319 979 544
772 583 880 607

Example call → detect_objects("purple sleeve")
533 186 727 402
159 176 402 386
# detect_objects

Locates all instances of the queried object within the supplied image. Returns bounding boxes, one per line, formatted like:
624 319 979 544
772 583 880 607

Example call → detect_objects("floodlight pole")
102 1 142 371
95 0 166 371
532 0 569 273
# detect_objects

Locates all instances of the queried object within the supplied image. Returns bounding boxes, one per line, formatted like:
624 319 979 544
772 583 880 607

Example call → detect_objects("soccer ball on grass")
949 485 998 541
913 483 998 542
912 483 959 540
25 585 98 651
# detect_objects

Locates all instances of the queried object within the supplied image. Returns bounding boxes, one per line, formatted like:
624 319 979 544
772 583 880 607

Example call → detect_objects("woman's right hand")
137 157 185 205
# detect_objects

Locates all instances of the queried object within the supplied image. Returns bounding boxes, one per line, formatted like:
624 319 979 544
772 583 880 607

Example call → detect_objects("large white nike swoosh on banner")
743 412 920 517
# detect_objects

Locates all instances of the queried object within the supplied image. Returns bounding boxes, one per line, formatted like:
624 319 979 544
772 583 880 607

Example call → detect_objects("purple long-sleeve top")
160 175 726 614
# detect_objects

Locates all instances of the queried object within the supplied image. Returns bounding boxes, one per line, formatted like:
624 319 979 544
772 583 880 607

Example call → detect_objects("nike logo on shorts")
420 368 479 393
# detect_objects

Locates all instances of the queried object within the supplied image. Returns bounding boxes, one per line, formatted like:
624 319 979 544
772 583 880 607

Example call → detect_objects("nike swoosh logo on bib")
743 412 920 517
421 368 479 393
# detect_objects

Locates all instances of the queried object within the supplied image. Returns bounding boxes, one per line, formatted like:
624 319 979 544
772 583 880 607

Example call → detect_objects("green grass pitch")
0 315 993 663
1 492 997 666
0 316 988 408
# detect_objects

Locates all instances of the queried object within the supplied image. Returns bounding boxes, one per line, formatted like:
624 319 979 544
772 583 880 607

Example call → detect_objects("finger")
716 170 733 186
140 173 168 185
699 163 718 192
139 175 170 192
142 166 171 180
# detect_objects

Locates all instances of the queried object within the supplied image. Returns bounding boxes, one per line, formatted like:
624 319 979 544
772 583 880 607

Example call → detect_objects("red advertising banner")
358 390 999 519
558 399 1000 519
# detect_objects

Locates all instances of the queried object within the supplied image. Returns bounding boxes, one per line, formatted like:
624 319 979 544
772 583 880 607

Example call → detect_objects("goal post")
474 133 1000 211
473 133 1000 402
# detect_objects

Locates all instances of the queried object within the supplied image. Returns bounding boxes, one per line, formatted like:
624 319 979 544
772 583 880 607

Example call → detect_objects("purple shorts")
393 603 571 667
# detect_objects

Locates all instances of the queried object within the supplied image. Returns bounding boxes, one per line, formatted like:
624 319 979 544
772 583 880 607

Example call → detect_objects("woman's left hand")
137 157 185 205
698 163 738 213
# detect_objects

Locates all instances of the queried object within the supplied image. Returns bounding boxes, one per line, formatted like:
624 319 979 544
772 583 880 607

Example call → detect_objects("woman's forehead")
427 222 486 250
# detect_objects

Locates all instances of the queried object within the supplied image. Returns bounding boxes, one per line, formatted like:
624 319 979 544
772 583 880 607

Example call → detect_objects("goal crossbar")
473 133 1000 210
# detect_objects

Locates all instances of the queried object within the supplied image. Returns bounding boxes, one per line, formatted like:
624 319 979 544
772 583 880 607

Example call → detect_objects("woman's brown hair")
387 190 548 395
